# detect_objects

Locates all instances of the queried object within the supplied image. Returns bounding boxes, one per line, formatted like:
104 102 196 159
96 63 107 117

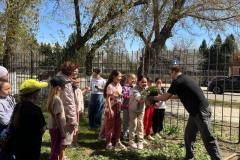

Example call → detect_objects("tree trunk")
138 0 186 75
74 0 82 50
3 46 10 70
3 1 16 71
137 46 155 76
85 53 94 76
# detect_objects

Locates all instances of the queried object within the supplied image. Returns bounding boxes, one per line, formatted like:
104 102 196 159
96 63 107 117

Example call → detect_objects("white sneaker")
142 139 148 145
155 133 162 139
129 140 138 149
147 135 155 140
138 142 144 149
106 143 113 150
115 141 127 150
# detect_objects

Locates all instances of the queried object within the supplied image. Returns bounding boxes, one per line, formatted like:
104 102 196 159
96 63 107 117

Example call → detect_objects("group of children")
99 70 166 150
0 63 90 160
0 65 48 160
0 64 166 160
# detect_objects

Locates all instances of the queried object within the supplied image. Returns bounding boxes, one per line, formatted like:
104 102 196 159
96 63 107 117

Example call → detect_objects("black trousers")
152 109 165 134
184 114 222 160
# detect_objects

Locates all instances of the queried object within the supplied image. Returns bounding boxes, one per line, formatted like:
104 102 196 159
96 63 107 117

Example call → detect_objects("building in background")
229 54 240 75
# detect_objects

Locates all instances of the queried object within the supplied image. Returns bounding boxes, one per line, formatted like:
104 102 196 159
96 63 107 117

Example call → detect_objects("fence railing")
0 49 239 143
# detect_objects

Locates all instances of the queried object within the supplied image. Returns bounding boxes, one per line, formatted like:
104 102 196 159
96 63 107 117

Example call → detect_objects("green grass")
40 115 213 160
208 99 240 109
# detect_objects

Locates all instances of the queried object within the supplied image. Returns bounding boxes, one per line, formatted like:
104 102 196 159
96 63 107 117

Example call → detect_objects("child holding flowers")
128 75 148 149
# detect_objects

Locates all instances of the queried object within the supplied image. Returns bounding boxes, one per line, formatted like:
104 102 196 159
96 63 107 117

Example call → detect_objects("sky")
36 2 238 52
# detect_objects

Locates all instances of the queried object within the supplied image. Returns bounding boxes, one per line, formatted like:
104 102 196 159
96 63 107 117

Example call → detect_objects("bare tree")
172 37 195 51
131 0 240 75
69 0 147 75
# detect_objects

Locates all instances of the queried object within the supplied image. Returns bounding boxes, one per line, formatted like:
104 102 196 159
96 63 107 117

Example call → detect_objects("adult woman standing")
88 68 106 129
57 61 78 148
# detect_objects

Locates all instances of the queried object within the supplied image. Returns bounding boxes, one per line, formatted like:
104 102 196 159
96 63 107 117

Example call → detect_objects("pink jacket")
57 72 77 126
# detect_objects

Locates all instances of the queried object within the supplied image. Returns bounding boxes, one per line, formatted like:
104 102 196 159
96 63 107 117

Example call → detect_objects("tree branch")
88 25 118 55
196 1 240 12
134 29 151 48
158 0 168 17
153 0 160 39
157 0 186 48
74 0 81 41
187 14 239 22
82 0 147 47
147 27 154 43
86 0 102 35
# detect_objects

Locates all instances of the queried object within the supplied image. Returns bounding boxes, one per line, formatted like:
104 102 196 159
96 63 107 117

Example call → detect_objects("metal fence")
0 48 239 144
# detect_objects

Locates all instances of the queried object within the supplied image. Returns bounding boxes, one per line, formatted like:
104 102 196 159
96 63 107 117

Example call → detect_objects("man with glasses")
150 66 221 160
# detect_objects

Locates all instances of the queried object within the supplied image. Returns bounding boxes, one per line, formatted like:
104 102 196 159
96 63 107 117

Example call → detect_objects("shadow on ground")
91 149 183 160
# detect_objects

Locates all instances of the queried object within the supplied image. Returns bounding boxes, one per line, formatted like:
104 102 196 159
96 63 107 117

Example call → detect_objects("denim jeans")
88 94 104 128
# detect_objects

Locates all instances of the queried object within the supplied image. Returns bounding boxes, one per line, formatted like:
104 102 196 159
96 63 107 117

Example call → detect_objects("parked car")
208 75 240 94
205 76 228 87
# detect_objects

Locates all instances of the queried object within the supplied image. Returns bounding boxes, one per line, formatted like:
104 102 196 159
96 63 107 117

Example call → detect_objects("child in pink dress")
103 70 126 150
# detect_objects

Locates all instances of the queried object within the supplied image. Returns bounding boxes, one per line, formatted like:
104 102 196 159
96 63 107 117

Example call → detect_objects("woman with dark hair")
56 61 78 149
103 70 126 150
88 68 106 129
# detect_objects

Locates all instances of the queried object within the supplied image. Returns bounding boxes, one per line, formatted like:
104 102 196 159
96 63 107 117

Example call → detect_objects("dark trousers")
152 109 165 134
88 94 104 128
184 114 221 160
0 124 7 135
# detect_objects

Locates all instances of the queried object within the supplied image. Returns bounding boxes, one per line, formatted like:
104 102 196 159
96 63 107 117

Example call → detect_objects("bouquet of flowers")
147 86 160 96
140 88 150 98
146 86 160 105
139 86 160 105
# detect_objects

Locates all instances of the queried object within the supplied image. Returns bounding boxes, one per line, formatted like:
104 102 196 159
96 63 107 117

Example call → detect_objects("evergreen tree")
199 40 209 70
209 34 223 70
199 34 238 74
39 43 63 67
221 34 238 72
222 34 237 54
62 32 88 66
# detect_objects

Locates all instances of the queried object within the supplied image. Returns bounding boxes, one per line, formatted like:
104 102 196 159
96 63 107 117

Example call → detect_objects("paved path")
162 83 240 124
165 101 239 124
162 83 240 103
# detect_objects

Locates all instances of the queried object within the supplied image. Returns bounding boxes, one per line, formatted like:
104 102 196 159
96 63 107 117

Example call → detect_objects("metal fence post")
30 50 34 79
